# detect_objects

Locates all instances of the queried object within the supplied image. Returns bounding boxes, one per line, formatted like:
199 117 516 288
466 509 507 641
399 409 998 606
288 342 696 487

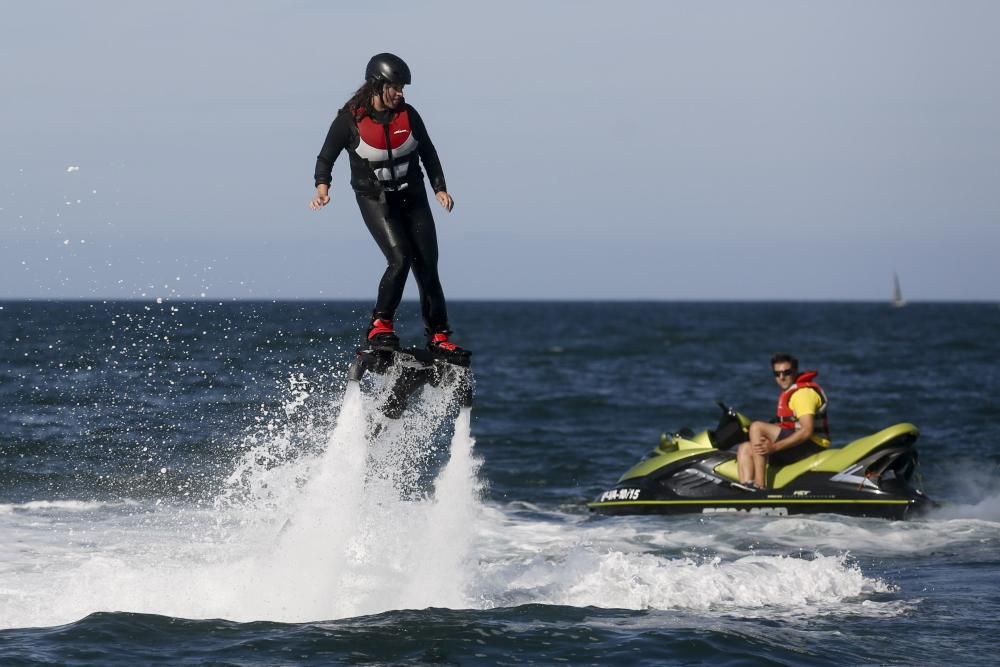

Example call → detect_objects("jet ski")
589 402 931 519
347 344 473 418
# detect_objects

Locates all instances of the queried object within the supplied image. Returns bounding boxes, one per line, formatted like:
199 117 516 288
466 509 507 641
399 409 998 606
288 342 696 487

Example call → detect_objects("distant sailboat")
891 272 906 308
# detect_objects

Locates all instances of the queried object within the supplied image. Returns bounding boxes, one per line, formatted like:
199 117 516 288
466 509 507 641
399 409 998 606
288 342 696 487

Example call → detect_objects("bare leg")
752 452 768 487
737 441 753 483
748 421 783 489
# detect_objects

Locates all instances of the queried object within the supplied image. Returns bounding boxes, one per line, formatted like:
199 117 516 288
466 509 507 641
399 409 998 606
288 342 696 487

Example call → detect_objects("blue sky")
2 1 998 300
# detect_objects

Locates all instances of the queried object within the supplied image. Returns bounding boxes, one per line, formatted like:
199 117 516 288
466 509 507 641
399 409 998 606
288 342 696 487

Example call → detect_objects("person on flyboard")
310 53 469 364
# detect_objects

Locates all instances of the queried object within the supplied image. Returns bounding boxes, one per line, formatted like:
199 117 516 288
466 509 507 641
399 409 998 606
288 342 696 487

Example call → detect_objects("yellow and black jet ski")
589 402 931 519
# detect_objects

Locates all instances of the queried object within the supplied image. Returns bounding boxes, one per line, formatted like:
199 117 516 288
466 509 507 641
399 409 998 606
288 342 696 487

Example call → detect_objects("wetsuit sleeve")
314 112 353 187
407 105 447 193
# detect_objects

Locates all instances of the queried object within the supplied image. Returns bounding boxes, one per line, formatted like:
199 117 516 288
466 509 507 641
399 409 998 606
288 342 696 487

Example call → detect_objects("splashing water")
248 383 483 620
0 369 483 627
0 367 934 630
395 407 483 609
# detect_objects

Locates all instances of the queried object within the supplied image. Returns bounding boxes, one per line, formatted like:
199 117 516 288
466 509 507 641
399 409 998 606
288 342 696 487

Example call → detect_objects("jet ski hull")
590 491 929 520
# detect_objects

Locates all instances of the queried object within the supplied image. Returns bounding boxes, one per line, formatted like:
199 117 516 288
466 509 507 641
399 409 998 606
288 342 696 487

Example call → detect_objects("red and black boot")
426 329 471 364
366 317 400 352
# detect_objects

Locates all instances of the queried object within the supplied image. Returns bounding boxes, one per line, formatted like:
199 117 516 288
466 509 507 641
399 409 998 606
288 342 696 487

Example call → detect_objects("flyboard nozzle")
347 353 367 382
456 369 474 408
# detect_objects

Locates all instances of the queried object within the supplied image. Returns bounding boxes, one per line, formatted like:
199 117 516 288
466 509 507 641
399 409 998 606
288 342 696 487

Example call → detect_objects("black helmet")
365 53 411 86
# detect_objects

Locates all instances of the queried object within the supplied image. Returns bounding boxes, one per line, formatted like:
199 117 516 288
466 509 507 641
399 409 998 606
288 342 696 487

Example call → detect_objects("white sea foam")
466 507 901 618
931 492 1000 521
0 369 481 627
0 371 960 630
490 550 890 614
0 499 133 514
927 459 1000 521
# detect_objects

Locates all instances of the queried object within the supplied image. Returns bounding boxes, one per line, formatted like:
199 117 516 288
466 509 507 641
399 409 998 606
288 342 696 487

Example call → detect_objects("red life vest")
775 370 831 442
353 107 420 191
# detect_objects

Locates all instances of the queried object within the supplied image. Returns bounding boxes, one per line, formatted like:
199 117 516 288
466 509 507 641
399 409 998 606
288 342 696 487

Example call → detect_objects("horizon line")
1 297 997 305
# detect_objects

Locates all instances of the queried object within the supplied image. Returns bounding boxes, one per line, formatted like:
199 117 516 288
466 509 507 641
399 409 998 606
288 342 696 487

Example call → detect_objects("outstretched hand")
435 191 454 212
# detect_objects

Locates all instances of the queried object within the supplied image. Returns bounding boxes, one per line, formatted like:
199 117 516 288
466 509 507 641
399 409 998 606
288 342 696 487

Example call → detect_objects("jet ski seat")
772 423 919 487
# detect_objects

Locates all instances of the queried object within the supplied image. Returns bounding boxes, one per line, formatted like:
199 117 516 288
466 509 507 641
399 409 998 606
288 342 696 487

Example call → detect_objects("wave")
0 369 480 629
0 499 138 514
477 549 897 617
0 369 936 632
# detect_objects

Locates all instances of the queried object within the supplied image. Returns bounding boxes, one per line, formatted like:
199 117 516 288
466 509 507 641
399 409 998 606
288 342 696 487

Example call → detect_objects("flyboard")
275 340 473 538
347 340 473 418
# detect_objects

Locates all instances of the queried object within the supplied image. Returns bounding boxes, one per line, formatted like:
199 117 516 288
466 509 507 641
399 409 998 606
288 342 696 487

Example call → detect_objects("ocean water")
1 300 998 666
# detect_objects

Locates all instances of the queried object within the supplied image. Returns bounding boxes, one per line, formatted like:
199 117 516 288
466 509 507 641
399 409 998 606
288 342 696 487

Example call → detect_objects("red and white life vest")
775 370 831 440
354 108 419 191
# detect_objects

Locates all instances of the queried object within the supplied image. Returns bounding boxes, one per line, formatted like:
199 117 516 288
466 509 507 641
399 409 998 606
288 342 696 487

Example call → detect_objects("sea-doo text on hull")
589 403 931 520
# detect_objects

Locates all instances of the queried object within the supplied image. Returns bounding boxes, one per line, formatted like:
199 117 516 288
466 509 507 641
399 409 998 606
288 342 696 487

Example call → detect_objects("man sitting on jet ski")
735 353 831 490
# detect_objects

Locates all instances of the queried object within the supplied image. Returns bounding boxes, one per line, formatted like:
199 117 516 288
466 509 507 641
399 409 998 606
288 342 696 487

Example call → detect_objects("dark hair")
338 82 377 121
770 353 798 370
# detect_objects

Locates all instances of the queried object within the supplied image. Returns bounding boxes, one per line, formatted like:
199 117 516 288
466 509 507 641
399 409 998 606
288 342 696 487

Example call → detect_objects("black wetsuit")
314 103 450 332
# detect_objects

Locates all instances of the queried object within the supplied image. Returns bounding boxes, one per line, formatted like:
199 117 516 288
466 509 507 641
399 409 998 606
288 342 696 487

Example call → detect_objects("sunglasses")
773 369 796 378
